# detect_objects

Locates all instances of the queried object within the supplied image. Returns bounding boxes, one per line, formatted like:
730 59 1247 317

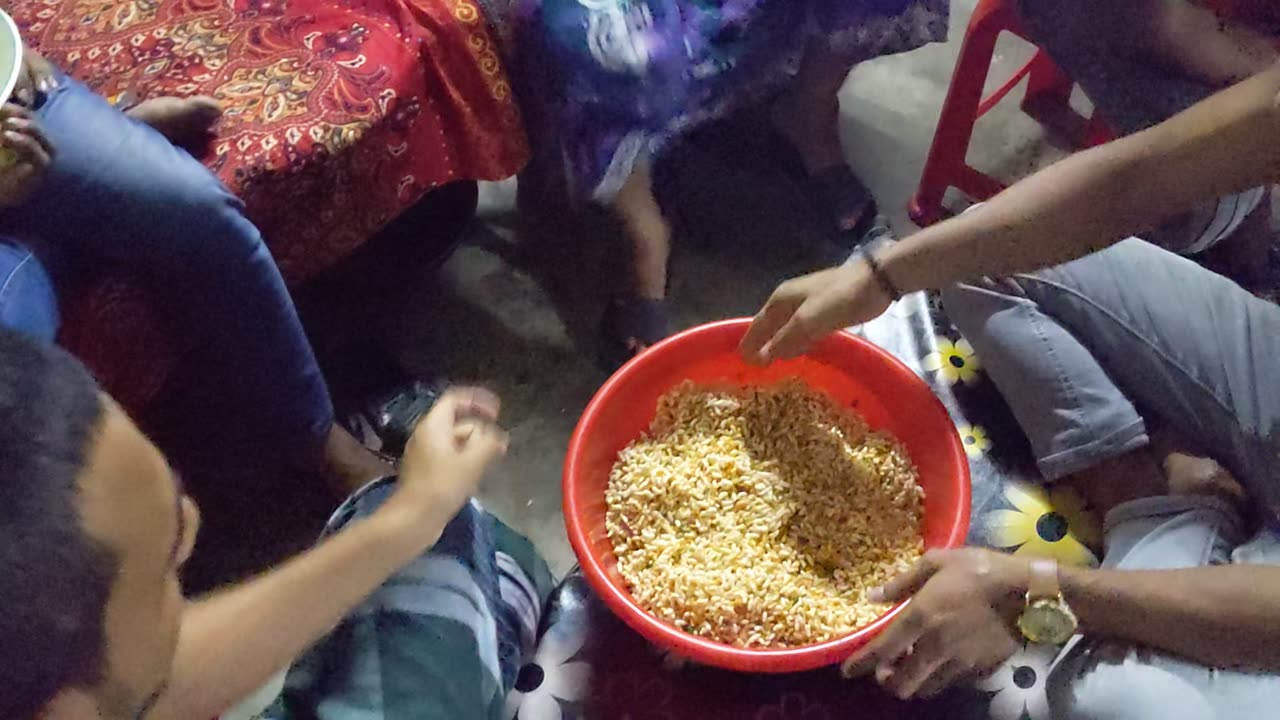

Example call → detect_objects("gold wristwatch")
1016 558 1078 645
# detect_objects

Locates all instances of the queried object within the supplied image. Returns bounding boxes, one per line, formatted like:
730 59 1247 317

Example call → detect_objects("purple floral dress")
487 0 949 202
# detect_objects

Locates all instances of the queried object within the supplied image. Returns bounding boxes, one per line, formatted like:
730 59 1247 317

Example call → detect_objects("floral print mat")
511 291 1096 720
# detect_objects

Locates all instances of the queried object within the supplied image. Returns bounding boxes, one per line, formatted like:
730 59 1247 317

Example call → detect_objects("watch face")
1018 600 1078 645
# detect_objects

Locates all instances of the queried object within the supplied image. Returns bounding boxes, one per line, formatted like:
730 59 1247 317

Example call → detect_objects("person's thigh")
0 75 335 458
1 75 246 267
0 241 58 342
1014 240 1280 513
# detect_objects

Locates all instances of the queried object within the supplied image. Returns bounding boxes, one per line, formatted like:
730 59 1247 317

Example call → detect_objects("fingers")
12 80 33 108
757 299 824 362
3 115 54 161
883 653 956 701
841 609 920 679
422 386 501 434
2 131 49 170
451 386 501 425
0 103 30 121
874 550 946 604
740 286 801 365
456 417 510 460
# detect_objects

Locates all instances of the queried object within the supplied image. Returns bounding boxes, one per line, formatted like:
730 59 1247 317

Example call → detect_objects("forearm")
882 64 1280 293
1061 564 1280 670
148 504 446 720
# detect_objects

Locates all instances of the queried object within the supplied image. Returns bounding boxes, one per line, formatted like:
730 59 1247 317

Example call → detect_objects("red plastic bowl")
563 319 971 673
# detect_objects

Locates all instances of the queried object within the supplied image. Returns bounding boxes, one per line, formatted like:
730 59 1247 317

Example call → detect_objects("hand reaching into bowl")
0 103 52 208
840 548 1029 700
740 258 894 365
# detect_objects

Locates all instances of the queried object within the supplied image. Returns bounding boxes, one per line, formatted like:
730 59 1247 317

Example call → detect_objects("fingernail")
867 586 885 603
840 662 853 679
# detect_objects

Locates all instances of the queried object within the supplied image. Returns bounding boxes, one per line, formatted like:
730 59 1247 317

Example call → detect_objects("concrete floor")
398 0 1068 576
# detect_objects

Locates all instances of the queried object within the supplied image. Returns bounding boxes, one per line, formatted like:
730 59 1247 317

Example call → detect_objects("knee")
939 282 995 336
154 165 267 267
1052 657 1214 720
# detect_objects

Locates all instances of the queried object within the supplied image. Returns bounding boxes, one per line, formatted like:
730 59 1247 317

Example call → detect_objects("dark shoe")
804 164 880 249
597 295 672 373
340 380 444 458
748 125 880 249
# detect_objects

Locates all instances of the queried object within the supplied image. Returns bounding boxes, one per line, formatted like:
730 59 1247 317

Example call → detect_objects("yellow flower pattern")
985 482 1100 567
923 337 981 385
957 423 992 459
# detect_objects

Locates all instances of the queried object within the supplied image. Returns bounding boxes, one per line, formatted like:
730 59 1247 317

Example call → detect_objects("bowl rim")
0 11 23 108
563 318 971 673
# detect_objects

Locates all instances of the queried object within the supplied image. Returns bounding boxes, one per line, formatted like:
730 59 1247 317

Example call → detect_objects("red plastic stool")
908 0 1112 226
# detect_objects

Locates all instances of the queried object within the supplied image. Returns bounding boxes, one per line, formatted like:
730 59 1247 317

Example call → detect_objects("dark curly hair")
0 328 117 719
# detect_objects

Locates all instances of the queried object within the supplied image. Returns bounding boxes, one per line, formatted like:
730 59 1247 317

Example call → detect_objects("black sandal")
805 165 880 249
340 380 445 458
747 125 882 249
597 295 672 373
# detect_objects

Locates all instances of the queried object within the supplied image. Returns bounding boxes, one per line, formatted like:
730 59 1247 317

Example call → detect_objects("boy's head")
0 329 199 719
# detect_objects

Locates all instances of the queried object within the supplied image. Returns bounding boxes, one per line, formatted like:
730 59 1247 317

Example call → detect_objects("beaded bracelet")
857 245 902 301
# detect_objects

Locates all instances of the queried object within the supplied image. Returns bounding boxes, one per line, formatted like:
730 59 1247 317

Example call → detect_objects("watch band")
1027 558 1061 601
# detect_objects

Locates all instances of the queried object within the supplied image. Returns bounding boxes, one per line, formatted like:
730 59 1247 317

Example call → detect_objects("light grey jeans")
941 239 1280 718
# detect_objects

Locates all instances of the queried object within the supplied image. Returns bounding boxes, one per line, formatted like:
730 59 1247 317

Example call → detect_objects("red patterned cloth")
13 0 526 283
7 0 525 411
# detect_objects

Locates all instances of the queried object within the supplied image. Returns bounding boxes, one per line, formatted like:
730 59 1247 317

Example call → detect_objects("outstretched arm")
147 389 509 720
742 63 1280 363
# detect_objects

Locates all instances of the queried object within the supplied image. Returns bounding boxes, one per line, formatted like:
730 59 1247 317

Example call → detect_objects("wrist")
856 245 902 302
986 551 1034 616
371 493 453 557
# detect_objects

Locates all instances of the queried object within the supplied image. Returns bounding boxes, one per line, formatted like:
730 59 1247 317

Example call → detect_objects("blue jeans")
0 74 333 462
0 242 57 341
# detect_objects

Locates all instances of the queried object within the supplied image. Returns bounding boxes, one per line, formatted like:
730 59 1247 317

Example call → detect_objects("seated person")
741 50 1280 720
1018 0 1279 284
504 0 950 367
0 327 549 720
0 44 387 492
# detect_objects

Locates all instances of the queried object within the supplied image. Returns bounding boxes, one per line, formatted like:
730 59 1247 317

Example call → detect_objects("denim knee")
939 281 994 339
0 241 59 341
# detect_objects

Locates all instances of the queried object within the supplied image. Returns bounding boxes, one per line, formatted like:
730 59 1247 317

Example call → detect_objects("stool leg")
1021 50 1074 116
1020 50 1099 146
910 0 1011 225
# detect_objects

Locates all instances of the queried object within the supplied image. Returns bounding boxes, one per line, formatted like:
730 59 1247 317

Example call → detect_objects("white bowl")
0 10 24 106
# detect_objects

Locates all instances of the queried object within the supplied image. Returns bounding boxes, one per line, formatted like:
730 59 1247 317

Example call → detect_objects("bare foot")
127 95 222 146
321 424 394 496
1066 449 1168 519
1162 453 1248 510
